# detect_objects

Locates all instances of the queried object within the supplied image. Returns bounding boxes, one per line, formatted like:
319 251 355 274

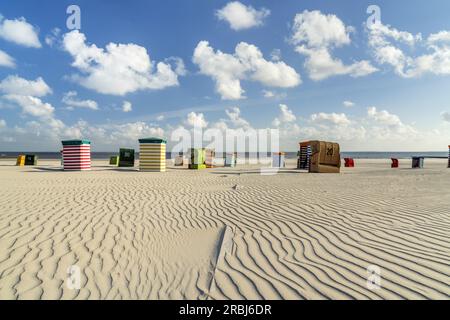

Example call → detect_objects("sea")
0 151 448 160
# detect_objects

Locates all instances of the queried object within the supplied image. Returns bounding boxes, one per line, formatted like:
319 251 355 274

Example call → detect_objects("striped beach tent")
138 137 167 172
61 140 91 171
448 145 450 168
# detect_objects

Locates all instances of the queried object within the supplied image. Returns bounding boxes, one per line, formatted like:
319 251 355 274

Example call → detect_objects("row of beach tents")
15 138 344 173
14 139 450 172
107 146 237 170
61 138 236 172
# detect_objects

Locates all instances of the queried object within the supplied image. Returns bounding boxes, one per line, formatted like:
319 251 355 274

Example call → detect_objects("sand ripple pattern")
0 159 449 300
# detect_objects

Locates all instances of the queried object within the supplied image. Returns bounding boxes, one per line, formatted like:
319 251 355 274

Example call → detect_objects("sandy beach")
0 158 449 300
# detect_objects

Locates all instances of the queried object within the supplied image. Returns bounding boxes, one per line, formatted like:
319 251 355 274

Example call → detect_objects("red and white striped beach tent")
61 140 91 171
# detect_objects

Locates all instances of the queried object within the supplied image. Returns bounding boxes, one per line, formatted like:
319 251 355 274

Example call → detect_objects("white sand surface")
0 158 449 300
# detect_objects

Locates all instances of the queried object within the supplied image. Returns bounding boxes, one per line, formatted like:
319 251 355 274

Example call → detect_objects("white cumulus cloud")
0 15 41 48
0 75 52 97
367 106 403 126
44 27 61 47
62 30 184 96
0 50 15 68
3 94 54 118
193 40 301 100
367 106 417 136
210 107 251 132
185 111 208 128
225 107 250 128
343 100 355 107
311 112 351 125
122 101 132 112
428 31 450 44
291 10 377 80
0 75 59 128
62 91 98 110
216 1 270 31
273 104 296 127
262 90 275 98
368 21 450 78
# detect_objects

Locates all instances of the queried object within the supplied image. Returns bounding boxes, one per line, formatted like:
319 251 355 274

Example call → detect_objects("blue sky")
0 0 450 151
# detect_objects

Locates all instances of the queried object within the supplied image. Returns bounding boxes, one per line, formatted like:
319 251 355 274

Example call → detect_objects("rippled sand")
0 158 449 300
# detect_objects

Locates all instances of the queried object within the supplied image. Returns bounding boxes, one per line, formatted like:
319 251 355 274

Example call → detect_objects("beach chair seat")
391 158 399 168
344 158 355 167
309 141 341 173
412 157 424 169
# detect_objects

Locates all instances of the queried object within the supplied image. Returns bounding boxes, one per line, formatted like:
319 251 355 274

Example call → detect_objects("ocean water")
0 151 448 160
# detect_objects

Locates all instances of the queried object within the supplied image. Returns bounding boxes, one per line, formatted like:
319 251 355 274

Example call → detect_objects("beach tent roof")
62 139 91 145
138 137 167 144
299 141 312 147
